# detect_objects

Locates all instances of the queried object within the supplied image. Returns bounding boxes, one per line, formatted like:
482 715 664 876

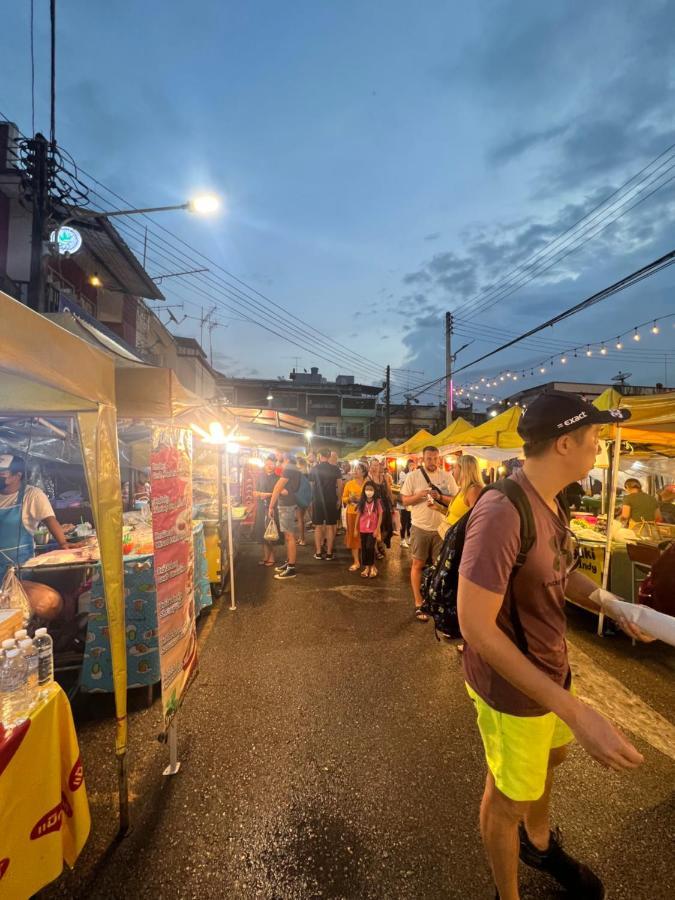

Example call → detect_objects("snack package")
0 567 31 622
590 588 675 647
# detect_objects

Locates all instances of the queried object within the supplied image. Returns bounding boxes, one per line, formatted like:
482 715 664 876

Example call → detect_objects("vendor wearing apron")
0 454 67 581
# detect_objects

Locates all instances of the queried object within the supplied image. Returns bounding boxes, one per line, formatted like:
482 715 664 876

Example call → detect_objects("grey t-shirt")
459 468 575 717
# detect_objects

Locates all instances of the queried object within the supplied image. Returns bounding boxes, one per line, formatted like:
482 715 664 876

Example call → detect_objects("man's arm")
43 515 68 549
268 477 288 512
457 574 643 771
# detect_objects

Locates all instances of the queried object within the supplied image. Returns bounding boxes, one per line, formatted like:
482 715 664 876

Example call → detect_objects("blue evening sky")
2 1 675 405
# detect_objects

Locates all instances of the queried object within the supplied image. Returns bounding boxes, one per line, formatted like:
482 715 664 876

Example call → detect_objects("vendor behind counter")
620 477 663 526
0 454 67 581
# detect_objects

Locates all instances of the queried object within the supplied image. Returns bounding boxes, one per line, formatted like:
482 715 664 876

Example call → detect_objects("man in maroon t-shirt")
458 392 652 900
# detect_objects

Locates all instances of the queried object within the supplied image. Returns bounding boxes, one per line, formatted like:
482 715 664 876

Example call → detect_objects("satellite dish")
611 372 632 385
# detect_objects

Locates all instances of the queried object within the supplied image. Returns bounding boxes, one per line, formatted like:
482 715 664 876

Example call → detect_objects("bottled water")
0 648 28 727
34 628 54 686
18 638 39 705
14 629 27 642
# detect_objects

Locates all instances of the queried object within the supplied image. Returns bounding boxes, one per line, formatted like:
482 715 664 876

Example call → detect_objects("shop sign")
150 426 198 727
577 543 605 585
49 226 82 255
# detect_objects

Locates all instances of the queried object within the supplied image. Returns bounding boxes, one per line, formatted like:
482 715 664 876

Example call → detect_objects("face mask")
0 477 8 490
365 490 375 500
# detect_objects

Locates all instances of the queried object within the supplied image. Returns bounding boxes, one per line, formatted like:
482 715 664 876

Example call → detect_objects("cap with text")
517 391 631 443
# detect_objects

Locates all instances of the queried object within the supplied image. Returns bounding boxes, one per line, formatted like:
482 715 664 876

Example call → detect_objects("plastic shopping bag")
264 517 279 542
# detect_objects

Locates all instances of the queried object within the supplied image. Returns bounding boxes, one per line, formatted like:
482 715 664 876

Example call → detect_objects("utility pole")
445 311 453 425
384 365 391 440
27 133 50 312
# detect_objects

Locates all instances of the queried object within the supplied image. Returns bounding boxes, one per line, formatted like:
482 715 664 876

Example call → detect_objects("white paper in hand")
591 589 675 646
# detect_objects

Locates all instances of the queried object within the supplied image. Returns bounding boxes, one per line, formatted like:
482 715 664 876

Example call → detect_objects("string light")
585 347 593 357
539 366 546 374
616 338 623 350
651 322 660 334
560 355 567 364
600 345 607 355
633 329 641 342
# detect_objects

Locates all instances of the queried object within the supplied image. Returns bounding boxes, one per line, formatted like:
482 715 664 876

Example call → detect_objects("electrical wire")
451 140 675 320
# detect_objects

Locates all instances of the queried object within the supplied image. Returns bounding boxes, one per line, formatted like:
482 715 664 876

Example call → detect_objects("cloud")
490 124 569 166
424 232 441 242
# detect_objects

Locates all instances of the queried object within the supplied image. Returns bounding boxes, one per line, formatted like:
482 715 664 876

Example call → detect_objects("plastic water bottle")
34 628 54 687
19 638 39 706
14 629 28 642
0 648 28 727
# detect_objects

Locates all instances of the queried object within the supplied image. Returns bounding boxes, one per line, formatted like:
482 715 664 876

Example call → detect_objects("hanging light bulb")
481 377 486 383
600 345 607 355
560 356 567 364
651 322 660 334
539 366 546 374
499 375 505 382
512 374 518 380
615 338 623 350
633 329 641 342
585 347 593 357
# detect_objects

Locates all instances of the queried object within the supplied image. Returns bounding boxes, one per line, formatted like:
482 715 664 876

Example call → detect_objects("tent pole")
224 446 237 611
598 426 622 635
117 752 130 836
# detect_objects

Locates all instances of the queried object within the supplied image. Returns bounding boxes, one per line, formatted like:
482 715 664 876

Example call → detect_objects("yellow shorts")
466 682 574 802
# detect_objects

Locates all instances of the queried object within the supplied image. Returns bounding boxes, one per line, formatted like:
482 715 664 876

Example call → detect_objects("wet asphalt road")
43 537 674 899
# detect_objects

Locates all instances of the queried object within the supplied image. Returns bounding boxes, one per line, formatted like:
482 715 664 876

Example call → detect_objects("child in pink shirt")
352 480 383 578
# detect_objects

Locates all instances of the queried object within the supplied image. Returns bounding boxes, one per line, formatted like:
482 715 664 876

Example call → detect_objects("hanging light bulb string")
454 312 675 402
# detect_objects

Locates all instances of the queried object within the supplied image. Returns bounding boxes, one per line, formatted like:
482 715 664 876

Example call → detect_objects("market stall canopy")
426 417 472 449
369 438 394 455
446 407 523 450
116 367 206 420
0 290 127 766
595 389 675 448
388 429 435 457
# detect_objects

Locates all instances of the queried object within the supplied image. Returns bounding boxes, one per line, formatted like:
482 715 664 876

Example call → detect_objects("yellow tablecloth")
0 684 90 898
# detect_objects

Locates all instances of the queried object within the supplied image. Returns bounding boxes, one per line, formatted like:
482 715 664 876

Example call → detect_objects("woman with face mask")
352 480 383 578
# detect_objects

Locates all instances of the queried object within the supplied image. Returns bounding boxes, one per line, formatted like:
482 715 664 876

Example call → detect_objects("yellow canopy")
594 388 675 448
426 417 472 449
447 407 524 449
115 366 207 420
0 294 127 772
388 428 436 457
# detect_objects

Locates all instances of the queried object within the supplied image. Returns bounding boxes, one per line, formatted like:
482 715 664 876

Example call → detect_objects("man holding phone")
401 446 457 620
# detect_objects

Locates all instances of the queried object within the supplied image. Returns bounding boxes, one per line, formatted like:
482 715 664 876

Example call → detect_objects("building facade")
216 368 383 443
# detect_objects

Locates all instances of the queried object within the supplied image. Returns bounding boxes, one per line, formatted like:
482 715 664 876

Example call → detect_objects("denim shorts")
278 505 298 535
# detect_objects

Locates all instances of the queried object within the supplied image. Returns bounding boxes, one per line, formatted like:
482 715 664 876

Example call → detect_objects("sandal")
258 560 272 566
349 563 360 572
360 569 370 578
415 607 429 622
369 567 378 578
298 540 306 546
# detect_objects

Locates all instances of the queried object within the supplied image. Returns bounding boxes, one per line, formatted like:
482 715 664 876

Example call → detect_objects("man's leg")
523 745 569 850
297 508 305 543
325 524 337 554
480 772 529 900
410 557 425 607
286 531 297 566
314 524 324 554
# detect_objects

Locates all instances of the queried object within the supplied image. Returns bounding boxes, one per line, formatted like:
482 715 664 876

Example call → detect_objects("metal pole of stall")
598 427 622 635
217 446 224 594
224 445 237 611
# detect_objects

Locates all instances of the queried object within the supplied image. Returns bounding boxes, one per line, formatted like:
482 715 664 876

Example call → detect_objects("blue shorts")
278 505 298 535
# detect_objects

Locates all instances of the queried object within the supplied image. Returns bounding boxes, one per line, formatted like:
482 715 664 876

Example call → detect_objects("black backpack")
420 479 541 645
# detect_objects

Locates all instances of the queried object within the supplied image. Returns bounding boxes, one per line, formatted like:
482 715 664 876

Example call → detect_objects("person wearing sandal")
343 462 368 571
253 455 280 567
353 480 382 578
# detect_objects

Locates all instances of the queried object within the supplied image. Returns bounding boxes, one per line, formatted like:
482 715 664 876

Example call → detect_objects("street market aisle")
43 541 674 900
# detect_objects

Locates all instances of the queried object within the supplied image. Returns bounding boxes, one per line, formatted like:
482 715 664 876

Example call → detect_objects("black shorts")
313 506 339 526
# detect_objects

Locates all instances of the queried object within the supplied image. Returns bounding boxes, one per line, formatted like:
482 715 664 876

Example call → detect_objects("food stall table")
80 522 211 693
20 524 211 695
0 684 90 898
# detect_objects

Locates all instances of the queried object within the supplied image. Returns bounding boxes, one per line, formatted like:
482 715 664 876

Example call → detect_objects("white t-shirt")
401 466 458 532
0 485 55 534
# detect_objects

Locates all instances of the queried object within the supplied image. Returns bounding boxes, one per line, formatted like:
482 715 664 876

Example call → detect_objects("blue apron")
0 483 35 583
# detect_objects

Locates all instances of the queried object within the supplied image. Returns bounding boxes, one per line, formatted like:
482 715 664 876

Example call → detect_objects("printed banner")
577 542 606 586
150 426 198 726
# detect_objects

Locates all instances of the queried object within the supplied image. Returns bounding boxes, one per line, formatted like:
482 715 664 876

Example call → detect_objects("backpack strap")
481 479 536 655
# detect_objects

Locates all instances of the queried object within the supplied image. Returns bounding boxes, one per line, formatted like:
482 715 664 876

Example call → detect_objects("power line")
452 142 675 320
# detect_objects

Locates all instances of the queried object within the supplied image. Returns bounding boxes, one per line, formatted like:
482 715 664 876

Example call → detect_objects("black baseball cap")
517 391 631 443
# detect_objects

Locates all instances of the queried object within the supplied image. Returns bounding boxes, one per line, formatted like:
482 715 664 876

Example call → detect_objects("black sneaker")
313 552 325 560
274 562 289 573
519 824 604 899
324 553 334 561
274 566 297 580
